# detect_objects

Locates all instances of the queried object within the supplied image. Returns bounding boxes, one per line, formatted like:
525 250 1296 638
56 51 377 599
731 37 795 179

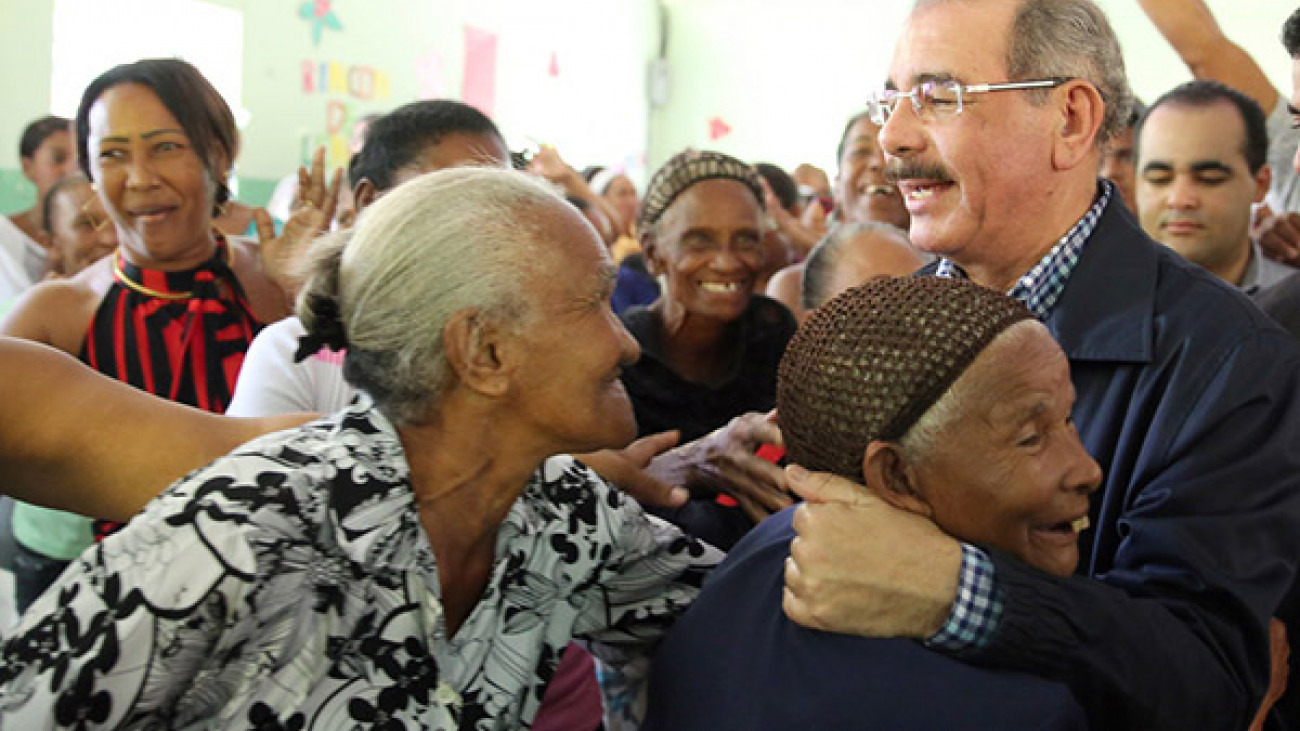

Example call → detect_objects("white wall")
648 0 1297 177
0 0 658 207
3 0 1293 204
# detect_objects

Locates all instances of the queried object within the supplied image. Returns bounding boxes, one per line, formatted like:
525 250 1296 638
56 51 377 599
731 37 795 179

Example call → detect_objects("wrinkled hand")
782 465 961 638
255 146 343 301
1252 204 1300 266
644 412 793 523
577 430 689 509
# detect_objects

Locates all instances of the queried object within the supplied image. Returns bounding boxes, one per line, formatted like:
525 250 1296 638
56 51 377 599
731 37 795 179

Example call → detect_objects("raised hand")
254 146 343 301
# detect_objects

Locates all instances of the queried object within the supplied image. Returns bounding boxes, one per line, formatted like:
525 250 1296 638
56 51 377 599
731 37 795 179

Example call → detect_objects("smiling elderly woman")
0 168 719 730
620 150 798 549
645 276 1102 729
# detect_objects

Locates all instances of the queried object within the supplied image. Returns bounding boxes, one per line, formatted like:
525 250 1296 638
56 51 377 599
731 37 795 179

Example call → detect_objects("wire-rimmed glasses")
866 77 1072 125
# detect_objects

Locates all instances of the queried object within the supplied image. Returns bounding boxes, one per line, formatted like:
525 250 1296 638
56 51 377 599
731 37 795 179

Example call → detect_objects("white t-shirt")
0 216 46 301
227 316 354 417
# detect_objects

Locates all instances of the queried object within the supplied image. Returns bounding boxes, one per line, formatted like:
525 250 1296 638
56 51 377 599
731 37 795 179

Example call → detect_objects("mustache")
885 160 954 184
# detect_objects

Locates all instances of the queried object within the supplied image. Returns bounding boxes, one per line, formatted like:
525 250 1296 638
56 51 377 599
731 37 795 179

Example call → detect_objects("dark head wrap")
778 276 1035 481
637 149 765 231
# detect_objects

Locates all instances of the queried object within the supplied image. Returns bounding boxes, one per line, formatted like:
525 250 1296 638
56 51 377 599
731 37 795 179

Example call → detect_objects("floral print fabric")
0 398 718 729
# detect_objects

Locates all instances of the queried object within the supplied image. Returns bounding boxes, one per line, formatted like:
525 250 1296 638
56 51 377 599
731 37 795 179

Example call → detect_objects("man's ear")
442 309 511 398
862 441 933 518
353 177 379 212
1254 163 1273 205
1052 80 1107 171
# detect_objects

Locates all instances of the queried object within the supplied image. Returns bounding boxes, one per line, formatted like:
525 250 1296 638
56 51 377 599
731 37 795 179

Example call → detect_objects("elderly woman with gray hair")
0 168 720 730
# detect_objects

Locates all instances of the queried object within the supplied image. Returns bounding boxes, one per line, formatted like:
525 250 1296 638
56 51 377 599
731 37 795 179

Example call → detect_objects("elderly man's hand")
1252 204 1300 266
644 412 793 524
578 431 690 509
782 465 962 638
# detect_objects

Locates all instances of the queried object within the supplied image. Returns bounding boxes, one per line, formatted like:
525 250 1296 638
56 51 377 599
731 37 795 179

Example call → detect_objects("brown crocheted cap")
778 276 1035 481
637 149 765 231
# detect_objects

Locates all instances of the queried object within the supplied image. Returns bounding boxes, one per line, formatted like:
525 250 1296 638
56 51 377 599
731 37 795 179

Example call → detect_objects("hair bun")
294 294 348 362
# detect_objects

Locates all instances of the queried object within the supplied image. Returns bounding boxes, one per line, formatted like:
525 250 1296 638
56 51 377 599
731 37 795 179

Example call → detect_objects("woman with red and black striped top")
1 59 297 583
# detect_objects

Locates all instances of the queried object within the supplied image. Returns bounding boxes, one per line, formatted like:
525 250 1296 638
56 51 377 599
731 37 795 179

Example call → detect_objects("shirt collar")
322 397 429 573
935 180 1114 319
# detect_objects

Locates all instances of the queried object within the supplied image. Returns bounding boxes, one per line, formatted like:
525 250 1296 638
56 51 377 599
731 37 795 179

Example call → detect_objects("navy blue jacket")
958 202 1300 729
644 508 1089 731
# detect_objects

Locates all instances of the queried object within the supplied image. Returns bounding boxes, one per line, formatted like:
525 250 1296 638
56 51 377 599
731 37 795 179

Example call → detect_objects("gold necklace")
112 254 193 300
110 237 233 301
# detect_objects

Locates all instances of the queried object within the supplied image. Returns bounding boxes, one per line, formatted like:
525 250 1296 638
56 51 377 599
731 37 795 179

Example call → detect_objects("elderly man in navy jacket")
781 1 1300 729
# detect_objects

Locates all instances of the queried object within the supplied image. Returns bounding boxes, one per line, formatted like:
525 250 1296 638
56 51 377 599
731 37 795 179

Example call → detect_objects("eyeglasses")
866 77 1072 125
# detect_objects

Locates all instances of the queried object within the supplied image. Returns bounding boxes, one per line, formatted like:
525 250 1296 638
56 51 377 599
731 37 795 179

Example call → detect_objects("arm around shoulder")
968 327 1300 729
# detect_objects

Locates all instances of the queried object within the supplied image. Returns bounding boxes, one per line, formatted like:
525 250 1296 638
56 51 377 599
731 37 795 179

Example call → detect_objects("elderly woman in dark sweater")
619 150 797 549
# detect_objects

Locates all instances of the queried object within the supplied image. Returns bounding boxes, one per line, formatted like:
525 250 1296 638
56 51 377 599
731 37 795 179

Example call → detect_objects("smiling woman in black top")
620 149 797 549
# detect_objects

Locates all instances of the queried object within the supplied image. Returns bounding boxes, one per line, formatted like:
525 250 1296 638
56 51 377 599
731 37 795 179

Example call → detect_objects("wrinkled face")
881 0 1058 270
89 83 221 270
1137 102 1266 280
47 180 118 276
1099 126 1137 213
836 117 909 228
647 178 765 322
910 322 1101 577
603 174 640 230
22 129 77 197
820 231 927 306
508 203 641 453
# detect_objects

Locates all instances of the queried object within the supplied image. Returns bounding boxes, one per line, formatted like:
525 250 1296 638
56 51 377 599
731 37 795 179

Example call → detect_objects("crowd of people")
1 0 1300 728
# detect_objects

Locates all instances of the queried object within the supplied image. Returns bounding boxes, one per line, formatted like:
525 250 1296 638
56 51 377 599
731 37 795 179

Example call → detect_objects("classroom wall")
1 0 1294 215
0 0 657 213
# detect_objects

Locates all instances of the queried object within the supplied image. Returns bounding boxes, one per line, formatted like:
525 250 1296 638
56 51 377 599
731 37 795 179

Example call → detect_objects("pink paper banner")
462 26 498 118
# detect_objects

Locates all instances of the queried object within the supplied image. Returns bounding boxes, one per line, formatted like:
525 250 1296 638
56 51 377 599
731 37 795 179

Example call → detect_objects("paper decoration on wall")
300 60 390 100
416 49 447 99
548 51 560 78
708 117 732 141
297 55 391 170
463 25 498 118
299 0 342 46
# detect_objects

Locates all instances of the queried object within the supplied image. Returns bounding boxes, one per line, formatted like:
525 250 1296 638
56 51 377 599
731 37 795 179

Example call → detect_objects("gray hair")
297 167 560 424
898 319 1038 460
914 0 1133 145
801 221 912 312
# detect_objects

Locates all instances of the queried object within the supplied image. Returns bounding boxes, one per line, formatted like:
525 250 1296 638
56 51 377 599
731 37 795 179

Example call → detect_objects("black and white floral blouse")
0 398 719 729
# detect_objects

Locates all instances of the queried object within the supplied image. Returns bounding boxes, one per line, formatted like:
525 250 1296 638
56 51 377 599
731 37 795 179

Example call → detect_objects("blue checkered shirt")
925 180 1114 652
